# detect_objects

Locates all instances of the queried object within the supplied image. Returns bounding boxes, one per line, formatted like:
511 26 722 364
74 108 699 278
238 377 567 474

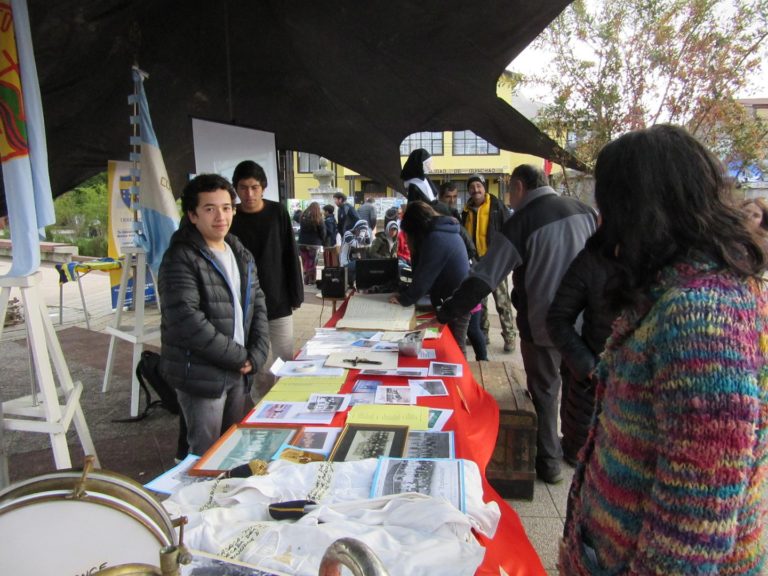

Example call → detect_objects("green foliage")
527 0 768 172
48 172 109 256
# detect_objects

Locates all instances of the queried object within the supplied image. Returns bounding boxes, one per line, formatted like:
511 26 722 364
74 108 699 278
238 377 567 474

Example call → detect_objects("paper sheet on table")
346 404 430 430
270 358 346 377
324 351 399 370
336 293 416 331
266 376 345 401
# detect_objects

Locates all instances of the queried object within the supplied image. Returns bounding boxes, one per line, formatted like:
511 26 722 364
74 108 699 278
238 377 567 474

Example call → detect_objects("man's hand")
240 359 254 375
389 294 401 305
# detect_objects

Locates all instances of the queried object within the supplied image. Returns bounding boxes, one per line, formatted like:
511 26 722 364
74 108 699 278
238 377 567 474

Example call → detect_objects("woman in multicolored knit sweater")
559 125 768 575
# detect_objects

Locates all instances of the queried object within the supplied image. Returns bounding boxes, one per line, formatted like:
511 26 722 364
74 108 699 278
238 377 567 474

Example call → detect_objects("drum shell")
0 469 176 576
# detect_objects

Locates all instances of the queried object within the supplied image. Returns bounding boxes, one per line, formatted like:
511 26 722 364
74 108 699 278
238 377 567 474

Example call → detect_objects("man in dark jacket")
158 174 270 455
333 192 360 236
438 165 597 484
461 174 516 352
230 161 303 400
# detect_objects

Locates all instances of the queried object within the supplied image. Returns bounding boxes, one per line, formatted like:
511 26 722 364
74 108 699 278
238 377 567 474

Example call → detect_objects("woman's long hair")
593 124 764 309
302 202 323 227
399 201 438 267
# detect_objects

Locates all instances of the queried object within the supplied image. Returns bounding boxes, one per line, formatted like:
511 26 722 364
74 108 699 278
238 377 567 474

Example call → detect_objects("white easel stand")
101 248 159 417
0 272 99 472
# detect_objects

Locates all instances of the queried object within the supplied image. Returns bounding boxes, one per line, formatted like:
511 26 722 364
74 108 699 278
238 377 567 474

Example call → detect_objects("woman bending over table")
389 201 471 355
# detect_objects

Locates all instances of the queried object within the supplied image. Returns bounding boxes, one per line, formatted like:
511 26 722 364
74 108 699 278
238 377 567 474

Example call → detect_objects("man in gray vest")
437 165 597 484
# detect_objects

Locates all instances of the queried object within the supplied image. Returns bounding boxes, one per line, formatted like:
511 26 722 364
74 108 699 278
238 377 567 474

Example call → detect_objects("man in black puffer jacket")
158 174 270 455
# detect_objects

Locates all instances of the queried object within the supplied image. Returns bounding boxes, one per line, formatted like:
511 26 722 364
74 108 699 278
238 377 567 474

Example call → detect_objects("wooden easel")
101 247 159 418
0 272 99 476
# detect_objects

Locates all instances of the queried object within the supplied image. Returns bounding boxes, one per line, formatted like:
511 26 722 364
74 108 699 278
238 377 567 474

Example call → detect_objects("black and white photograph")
374 385 414 405
330 424 408 462
409 379 449 397
405 431 455 459
428 361 463 377
371 458 465 511
306 393 350 413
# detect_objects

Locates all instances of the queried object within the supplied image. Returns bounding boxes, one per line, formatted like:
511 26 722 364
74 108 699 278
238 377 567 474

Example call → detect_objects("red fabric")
397 229 411 263
323 302 546 576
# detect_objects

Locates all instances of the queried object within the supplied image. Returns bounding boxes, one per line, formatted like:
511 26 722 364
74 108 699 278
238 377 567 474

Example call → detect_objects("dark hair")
510 164 548 190
333 192 347 201
593 124 764 309
742 198 768 231
323 204 335 215
232 160 268 189
181 174 235 213
384 207 398 226
439 181 458 197
400 201 438 264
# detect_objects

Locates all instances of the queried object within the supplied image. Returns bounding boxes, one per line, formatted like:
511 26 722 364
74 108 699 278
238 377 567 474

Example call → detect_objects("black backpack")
114 351 180 422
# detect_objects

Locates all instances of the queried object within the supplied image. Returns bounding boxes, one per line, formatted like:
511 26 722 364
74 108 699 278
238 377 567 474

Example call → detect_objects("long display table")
319 302 546 576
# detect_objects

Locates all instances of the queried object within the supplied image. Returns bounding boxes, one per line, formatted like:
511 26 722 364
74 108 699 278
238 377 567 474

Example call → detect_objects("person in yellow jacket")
461 174 516 352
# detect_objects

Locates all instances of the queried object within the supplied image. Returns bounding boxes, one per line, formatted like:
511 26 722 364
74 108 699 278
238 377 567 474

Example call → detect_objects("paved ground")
0 257 567 575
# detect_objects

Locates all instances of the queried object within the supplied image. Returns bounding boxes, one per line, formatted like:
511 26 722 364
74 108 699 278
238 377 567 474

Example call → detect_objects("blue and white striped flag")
0 0 56 278
132 67 179 279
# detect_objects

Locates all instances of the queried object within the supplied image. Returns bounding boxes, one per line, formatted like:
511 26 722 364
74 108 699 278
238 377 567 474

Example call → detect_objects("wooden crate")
468 361 537 500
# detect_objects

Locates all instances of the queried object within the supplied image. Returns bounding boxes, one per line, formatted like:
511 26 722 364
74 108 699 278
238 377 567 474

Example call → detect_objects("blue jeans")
176 378 249 456
467 310 488 361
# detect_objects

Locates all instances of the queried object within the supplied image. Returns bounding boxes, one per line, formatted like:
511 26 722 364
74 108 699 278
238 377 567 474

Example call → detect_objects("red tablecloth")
319 302 546 576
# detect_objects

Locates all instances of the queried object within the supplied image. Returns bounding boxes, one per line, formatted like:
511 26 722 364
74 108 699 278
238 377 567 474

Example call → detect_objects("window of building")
400 132 444 156
297 152 321 173
452 130 499 156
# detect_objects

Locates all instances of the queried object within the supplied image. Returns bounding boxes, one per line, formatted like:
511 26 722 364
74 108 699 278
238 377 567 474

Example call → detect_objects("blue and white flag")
0 0 56 277
132 67 179 279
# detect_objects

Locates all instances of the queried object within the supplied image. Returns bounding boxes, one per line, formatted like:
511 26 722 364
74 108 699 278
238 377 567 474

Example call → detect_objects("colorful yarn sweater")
559 258 768 575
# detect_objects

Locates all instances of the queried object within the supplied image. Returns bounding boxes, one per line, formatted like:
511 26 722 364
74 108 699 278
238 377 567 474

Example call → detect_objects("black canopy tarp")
5 0 580 211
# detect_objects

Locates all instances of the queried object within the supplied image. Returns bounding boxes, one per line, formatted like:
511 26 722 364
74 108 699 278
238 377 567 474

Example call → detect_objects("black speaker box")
321 267 347 298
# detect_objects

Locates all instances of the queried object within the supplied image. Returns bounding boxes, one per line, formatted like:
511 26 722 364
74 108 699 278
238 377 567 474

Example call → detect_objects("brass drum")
0 467 176 576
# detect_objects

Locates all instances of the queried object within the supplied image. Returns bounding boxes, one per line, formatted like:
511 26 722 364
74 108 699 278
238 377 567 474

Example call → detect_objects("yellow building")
287 72 551 208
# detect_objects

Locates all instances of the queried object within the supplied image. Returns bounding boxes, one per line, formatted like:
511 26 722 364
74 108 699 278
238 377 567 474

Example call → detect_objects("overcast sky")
507 43 768 105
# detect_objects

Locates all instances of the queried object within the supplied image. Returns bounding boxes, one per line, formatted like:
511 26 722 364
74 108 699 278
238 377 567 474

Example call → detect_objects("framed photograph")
405 431 455 459
289 426 342 455
330 424 409 462
370 457 465 511
190 425 297 476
